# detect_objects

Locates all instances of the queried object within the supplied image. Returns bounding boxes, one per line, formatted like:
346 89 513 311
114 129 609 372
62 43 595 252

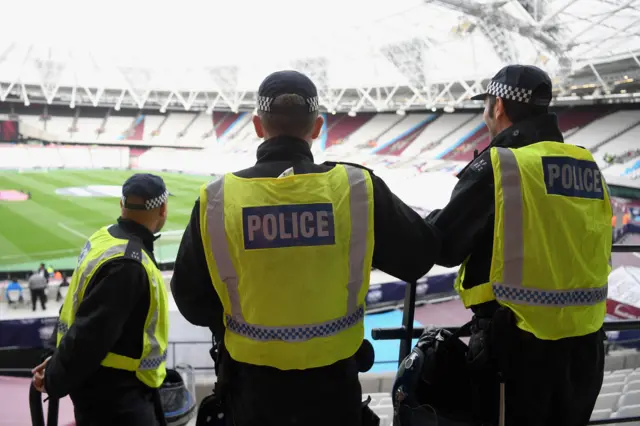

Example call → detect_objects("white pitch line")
0 247 79 260
57 222 89 240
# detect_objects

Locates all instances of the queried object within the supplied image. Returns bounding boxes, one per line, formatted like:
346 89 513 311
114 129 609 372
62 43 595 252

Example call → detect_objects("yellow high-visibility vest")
199 165 375 370
455 142 611 340
57 226 169 388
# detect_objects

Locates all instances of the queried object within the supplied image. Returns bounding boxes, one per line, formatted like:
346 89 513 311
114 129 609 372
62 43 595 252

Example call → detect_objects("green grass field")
0 169 213 272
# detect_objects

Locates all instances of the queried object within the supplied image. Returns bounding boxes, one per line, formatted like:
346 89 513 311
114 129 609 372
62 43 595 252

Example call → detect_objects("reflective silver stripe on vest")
205 165 370 342
72 244 129 314
492 148 608 306
65 244 166 369
139 267 167 370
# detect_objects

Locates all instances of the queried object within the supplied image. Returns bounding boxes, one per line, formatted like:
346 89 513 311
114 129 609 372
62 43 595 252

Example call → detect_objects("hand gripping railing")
371 244 640 425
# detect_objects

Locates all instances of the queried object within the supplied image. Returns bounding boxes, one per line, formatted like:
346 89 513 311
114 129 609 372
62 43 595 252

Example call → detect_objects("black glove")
196 393 227 426
361 396 381 426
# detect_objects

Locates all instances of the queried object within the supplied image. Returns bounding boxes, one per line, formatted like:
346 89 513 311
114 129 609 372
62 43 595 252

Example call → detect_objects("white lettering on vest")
247 215 261 241
242 204 337 249
263 214 277 240
317 211 329 237
543 156 604 200
547 164 560 187
300 212 314 238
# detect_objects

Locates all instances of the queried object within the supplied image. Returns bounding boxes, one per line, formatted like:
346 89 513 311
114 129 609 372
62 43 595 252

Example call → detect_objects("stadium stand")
565 110 640 150
323 112 374 149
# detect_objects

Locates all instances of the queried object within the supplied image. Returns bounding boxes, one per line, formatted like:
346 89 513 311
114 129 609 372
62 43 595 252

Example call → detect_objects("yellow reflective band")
492 147 608 306
459 282 495 308
204 165 370 342
101 352 138 372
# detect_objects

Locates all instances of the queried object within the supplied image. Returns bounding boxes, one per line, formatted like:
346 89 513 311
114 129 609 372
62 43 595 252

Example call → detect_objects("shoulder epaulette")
323 161 375 174
123 239 144 262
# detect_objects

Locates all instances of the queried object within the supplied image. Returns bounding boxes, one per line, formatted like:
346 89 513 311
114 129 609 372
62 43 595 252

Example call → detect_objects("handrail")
370 243 640 425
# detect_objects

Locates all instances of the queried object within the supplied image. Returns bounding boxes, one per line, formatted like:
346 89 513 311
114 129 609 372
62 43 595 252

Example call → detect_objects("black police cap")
256 70 320 114
121 173 168 210
471 65 553 107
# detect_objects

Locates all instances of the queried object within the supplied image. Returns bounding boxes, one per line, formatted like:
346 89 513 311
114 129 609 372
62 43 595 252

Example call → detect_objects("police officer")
32 173 170 426
171 70 441 426
426 65 611 426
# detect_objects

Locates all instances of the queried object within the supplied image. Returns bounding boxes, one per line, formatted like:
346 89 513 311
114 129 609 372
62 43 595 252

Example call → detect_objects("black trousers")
226 358 362 426
71 384 165 426
470 325 605 426
30 289 46 311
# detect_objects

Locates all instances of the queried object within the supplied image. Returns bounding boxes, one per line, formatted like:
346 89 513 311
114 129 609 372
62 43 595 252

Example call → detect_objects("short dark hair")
488 94 548 123
257 94 318 138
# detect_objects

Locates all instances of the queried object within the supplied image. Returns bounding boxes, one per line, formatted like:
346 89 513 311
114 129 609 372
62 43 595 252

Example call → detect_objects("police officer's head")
472 65 553 138
252 70 324 143
120 173 169 234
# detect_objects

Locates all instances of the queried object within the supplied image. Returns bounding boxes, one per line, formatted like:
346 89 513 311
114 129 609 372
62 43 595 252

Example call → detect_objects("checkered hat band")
256 95 320 112
144 190 168 210
492 284 608 307
486 81 533 104
226 305 365 342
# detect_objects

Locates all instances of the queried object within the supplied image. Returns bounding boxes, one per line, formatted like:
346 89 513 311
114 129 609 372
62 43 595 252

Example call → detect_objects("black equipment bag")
393 323 476 426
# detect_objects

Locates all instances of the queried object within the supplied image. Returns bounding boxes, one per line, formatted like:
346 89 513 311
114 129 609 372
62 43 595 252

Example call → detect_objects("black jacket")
426 113 564 316
171 135 441 352
45 218 162 424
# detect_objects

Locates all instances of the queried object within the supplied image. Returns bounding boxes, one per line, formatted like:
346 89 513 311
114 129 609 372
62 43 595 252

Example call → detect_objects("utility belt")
196 338 381 426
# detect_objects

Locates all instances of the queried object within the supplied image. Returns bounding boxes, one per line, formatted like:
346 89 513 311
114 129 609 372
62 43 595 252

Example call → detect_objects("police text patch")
242 203 335 250
542 157 604 200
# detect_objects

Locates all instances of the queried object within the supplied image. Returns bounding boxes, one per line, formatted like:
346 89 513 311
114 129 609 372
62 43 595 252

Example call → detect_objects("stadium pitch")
0 169 213 272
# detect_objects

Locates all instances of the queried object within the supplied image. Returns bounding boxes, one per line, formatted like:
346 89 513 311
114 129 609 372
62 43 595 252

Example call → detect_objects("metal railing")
23 244 640 425
371 244 640 425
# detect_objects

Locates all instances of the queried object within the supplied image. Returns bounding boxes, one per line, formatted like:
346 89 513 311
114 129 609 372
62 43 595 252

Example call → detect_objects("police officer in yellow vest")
171 70 441 426
425 65 611 426
32 174 170 426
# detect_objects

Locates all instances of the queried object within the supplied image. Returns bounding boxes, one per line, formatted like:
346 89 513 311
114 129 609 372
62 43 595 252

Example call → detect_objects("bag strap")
450 320 473 340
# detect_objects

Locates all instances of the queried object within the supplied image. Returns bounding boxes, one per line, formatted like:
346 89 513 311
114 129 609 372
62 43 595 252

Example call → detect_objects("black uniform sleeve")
171 201 224 339
44 260 148 399
368 172 441 283
426 151 495 267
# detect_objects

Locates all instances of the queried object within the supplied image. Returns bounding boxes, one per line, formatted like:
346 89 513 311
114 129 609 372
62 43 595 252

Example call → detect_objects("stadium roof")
1 0 639 112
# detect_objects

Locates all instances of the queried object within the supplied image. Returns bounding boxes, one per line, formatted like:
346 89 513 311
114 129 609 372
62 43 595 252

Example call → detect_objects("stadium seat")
590 408 612 420
619 390 640 408
5 286 24 309
595 392 622 411
625 381 640 393
602 382 626 394
605 374 628 384
611 403 640 425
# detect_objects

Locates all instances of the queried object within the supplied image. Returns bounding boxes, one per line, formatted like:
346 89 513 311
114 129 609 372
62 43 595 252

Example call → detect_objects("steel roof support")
564 0 638 47
589 63 612 94
118 66 154 109
538 0 582 26
206 93 222 114
428 0 563 55
34 49 67 105
207 66 239 111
